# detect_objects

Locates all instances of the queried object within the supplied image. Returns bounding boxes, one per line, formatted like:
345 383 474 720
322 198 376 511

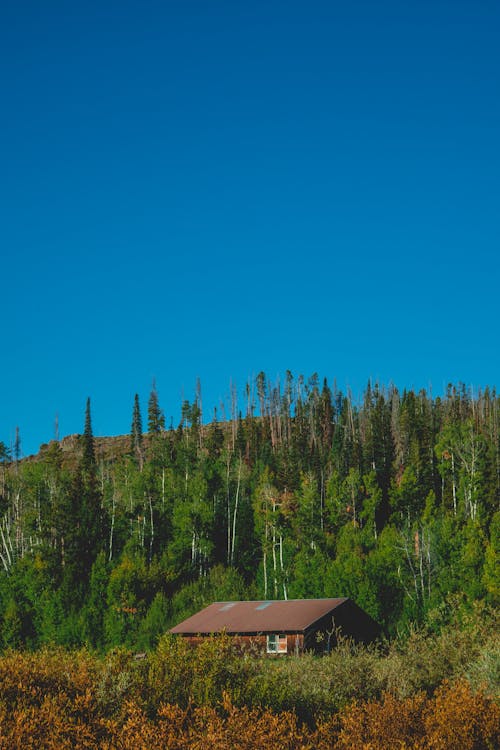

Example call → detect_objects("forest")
0 373 498 649
0 373 499 746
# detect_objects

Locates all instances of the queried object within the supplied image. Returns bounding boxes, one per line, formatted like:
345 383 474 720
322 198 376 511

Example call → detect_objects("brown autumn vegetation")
0 629 498 750
0 677 498 749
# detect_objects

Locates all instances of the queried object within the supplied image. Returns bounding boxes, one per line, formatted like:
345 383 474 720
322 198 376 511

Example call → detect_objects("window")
266 634 287 654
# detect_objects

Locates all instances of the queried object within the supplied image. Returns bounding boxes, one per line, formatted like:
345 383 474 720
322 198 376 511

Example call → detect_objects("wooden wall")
179 633 305 656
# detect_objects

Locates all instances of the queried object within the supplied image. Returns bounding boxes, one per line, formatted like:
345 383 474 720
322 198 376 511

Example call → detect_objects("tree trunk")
230 457 242 566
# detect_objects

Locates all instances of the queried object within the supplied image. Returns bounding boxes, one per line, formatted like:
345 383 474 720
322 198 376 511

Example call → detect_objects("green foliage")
288 549 327 599
130 393 144 467
137 591 171 650
105 553 152 648
0 377 499 650
169 565 249 627
483 511 500 602
82 397 96 471
0 442 11 472
147 380 165 435
82 552 109 649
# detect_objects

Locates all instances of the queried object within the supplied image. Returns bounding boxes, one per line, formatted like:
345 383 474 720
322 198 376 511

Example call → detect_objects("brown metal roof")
170 598 348 635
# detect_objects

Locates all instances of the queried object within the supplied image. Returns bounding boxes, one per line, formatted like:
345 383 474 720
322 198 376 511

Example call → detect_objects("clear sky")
2 0 499 456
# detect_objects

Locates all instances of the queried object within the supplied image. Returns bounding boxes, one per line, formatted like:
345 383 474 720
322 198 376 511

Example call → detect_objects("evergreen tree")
82 397 95 471
60 399 105 609
148 380 165 434
483 511 500 602
0 442 10 463
130 393 144 468
81 551 108 649
13 427 21 464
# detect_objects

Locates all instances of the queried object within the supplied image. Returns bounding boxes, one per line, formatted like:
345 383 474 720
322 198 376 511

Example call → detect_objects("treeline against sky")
0 374 498 649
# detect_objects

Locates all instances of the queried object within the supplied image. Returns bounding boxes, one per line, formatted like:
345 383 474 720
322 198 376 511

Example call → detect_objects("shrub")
424 679 500 750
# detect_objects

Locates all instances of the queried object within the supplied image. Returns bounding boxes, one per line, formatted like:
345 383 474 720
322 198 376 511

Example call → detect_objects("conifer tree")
130 393 144 468
13 427 21 464
61 398 105 609
148 380 165 435
82 397 95 471
80 398 101 563
0 442 10 463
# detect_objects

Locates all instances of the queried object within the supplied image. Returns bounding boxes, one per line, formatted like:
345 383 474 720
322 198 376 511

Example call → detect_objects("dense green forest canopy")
0 374 498 650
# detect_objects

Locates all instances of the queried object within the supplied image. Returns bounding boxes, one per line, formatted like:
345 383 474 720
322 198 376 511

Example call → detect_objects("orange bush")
423 679 500 750
0 650 498 750
333 691 427 750
107 694 309 750
0 694 107 750
321 680 500 750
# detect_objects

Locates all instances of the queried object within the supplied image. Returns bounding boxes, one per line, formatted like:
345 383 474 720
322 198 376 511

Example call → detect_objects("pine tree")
60 398 105 609
13 427 21 464
130 393 144 468
147 380 165 435
81 398 101 555
0 442 10 463
82 397 95 471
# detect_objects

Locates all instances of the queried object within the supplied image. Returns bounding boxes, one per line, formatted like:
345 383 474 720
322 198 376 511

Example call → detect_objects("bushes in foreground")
139 609 499 720
0 678 498 749
0 620 498 747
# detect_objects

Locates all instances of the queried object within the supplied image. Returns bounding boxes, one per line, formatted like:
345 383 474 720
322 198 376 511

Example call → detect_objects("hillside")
0 375 498 653
34 432 141 468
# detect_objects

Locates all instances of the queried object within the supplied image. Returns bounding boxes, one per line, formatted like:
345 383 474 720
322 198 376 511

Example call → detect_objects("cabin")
170 598 379 655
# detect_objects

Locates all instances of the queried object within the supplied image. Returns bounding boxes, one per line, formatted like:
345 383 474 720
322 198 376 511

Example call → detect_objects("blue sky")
1 0 499 455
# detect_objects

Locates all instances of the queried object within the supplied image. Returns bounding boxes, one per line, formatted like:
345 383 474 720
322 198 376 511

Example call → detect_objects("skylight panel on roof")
219 603 236 611
256 602 272 610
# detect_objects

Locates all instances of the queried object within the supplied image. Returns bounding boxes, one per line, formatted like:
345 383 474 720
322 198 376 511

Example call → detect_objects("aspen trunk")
263 523 268 599
272 499 278 598
279 533 287 600
108 489 116 562
230 457 242 566
149 493 154 563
